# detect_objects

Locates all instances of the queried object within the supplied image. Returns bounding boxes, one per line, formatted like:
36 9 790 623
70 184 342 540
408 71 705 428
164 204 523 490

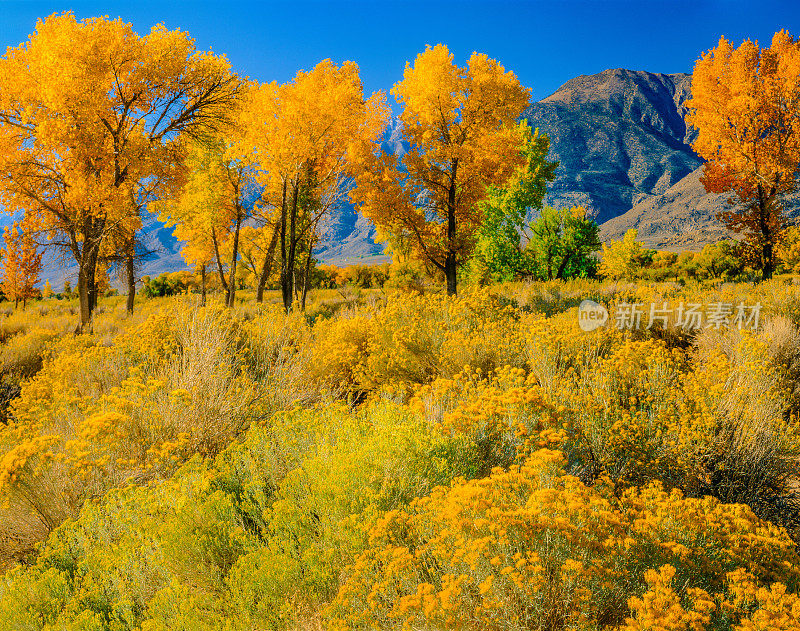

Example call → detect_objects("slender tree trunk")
257 219 281 303
301 241 314 311
279 180 289 311
757 185 775 281
281 180 299 312
125 248 135 314
77 264 90 332
445 158 459 296
556 252 573 280
77 228 100 333
227 214 242 308
211 226 229 293
200 264 207 307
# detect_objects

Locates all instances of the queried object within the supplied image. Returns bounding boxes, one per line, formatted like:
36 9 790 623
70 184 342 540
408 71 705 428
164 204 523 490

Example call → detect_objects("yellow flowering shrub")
0 299 316 567
0 402 489 630
307 289 528 399
328 449 800 630
0 281 799 628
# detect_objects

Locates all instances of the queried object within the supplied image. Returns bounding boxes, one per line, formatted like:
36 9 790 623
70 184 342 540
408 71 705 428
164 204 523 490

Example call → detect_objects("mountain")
522 68 702 224
597 165 732 250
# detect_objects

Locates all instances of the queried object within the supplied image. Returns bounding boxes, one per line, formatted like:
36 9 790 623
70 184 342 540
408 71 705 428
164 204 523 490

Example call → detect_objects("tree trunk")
77 265 90 332
757 184 775 281
125 248 135 314
211 226 229 293
257 219 281 303
556 252 573 280
763 241 774 280
281 180 299 312
227 214 242 308
76 230 100 333
444 253 457 296
445 158 459 296
301 241 314 311
200 264 207 307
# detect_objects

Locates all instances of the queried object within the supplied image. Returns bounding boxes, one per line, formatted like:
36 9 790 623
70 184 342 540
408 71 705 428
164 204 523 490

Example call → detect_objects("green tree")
526 206 601 280
695 241 743 280
469 124 557 282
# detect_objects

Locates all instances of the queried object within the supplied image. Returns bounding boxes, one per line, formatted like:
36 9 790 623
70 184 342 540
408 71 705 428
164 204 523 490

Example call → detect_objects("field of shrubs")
1 279 800 629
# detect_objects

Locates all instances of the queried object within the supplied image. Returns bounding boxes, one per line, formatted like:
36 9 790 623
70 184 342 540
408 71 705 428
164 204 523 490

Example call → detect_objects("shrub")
328 448 800 630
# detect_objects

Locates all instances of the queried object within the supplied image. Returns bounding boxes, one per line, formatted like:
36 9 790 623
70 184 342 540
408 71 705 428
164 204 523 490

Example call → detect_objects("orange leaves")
0 221 42 307
686 32 800 189
685 31 800 277
0 12 242 324
350 44 531 293
239 60 388 197
235 59 388 309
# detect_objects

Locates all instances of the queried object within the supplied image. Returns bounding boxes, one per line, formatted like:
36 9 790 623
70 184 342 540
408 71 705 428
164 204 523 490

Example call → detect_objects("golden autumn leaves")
686 30 800 279
0 13 242 329
0 14 535 324
159 43 533 313
350 44 531 295
0 223 41 309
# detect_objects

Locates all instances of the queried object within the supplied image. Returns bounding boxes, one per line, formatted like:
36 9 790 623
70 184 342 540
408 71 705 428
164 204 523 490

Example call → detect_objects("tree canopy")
349 44 531 295
0 13 242 329
686 31 800 279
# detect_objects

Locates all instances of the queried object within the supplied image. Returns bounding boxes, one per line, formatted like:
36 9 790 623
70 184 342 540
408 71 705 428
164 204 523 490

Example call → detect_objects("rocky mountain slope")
522 68 703 224
597 165 732 250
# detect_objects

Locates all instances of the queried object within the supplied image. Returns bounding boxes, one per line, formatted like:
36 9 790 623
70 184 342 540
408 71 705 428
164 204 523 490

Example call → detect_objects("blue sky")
1 1 800 104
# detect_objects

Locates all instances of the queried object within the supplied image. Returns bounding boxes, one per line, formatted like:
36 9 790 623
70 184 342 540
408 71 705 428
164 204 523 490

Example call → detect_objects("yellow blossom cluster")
329 449 800 630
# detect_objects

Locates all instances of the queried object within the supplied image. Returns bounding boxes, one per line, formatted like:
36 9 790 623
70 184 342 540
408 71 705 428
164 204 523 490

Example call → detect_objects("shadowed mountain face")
524 68 702 224
600 165 800 251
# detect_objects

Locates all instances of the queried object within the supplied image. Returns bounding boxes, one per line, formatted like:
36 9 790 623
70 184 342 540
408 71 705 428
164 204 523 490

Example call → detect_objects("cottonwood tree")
526 206 600 280
1 222 42 309
111 173 183 314
350 44 531 295
238 60 388 311
234 224 282 301
599 229 649 280
686 31 800 279
159 135 259 308
0 13 241 330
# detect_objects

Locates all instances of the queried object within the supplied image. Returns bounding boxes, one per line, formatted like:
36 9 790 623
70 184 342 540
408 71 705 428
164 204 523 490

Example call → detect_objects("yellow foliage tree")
349 44 531 295
1 222 42 309
238 60 388 311
0 13 241 330
232 225 281 292
599 229 646 280
686 31 800 279
158 133 259 308
777 224 800 274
